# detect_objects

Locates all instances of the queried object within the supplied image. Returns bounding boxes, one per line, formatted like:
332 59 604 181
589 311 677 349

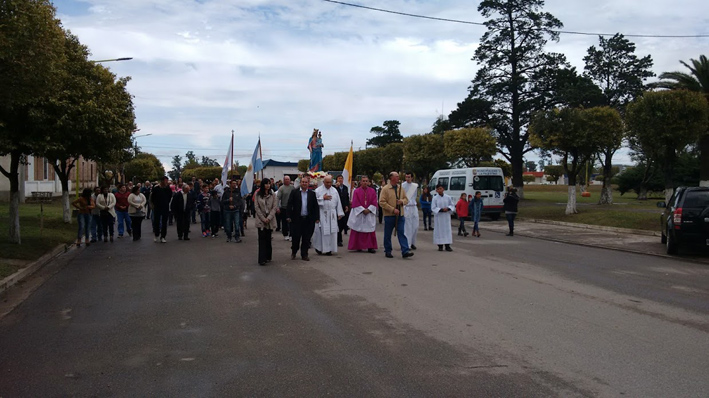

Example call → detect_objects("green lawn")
0 201 74 278
519 185 663 231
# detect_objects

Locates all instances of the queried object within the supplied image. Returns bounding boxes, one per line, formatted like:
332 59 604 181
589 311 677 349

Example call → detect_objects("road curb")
0 244 69 295
518 217 661 237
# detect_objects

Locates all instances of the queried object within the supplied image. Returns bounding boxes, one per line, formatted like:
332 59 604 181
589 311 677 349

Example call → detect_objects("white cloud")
56 0 708 168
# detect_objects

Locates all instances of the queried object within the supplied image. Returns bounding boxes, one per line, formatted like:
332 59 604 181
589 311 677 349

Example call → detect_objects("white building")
260 159 300 183
0 155 98 202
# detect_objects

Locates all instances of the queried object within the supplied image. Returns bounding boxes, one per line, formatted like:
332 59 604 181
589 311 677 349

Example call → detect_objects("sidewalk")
481 219 709 265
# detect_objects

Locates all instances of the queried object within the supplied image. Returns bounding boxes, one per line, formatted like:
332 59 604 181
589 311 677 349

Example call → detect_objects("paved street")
1 219 708 397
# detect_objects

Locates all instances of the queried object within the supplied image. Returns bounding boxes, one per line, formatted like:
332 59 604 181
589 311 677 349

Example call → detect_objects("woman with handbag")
255 178 278 266
128 185 147 241
72 188 95 247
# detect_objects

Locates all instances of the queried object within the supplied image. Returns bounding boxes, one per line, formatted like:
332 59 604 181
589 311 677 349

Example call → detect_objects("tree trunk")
566 185 577 215
510 145 524 199
700 134 709 187
1 151 23 244
664 164 674 204
637 188 648 201
598 152 614 205
53 160 73 224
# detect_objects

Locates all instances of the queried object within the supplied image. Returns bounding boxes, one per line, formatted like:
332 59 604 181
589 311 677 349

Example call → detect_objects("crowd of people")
71 171 521 265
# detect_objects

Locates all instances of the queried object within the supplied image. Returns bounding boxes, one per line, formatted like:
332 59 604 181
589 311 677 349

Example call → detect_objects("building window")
43 158 49 180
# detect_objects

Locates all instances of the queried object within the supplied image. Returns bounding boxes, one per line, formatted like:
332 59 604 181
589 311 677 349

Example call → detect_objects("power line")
322 0 709 38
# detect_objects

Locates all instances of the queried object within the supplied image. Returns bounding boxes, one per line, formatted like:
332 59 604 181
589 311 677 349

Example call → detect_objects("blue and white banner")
241 139 262 197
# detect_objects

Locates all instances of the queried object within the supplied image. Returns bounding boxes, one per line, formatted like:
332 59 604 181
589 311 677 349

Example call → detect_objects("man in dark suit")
287 175 319 261
335 175 350 247
170 183 196 240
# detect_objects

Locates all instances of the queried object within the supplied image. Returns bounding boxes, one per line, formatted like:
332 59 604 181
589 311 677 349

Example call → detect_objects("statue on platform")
308 129 324 172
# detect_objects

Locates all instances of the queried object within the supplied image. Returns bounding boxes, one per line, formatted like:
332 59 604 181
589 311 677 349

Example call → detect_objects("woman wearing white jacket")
95 186 117 242
128 186 147 241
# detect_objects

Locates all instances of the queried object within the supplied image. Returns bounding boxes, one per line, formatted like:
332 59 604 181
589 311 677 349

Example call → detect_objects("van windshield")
473 176 504 192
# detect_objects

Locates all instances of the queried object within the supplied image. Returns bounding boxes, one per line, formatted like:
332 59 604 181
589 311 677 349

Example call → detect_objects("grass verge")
0 201 74 278
519 185 662 231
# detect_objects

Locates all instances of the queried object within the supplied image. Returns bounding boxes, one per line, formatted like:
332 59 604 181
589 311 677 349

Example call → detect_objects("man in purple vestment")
347 175 378 253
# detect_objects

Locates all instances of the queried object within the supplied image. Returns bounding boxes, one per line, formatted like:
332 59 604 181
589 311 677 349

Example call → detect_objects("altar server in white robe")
313 175 344 255
431 183 455 252
401 172 419 250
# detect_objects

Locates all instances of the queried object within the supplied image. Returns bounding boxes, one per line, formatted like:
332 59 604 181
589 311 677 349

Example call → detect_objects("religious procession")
72 129 518 266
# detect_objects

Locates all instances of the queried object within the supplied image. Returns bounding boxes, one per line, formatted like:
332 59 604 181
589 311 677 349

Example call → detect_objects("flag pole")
230 130 234 180
258 134 264 181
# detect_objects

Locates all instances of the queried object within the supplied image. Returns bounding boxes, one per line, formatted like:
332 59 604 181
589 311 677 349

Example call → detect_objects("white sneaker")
154 236 158 242
160 238 167 243
284 236 289 241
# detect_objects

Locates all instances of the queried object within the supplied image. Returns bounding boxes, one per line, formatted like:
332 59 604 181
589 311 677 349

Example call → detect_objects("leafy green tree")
37 32 135 222
581 107 624 204
431 115 452 135
124 153 165 183
297 159 309 172
583 33 654 204
322 151 348 172
650 55 709 186
530 107 602 214
447 94 494 129
627 90 709 201
353 147 384 178
522 175 536 184
0 0 66 243
379 143 404 175
524 161 537 172
366 120 403 148
200 156 220 167
168 155 182 180
403 134 449 181
544 165 564 184
443 128 497 167
183 151 199 170
467 0 566 197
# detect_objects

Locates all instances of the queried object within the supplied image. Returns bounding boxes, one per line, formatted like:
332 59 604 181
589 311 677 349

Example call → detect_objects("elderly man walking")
287 175 319 261
379 171 414 259
313 175 344 256
276 175 295 241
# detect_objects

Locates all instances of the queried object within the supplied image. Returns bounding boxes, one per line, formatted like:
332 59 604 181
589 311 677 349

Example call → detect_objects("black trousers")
152 210 169 238
130 216 143 240
174 212 190 238
100 213 115 238
378 205 383 224
279 208 290 236
210 211 221 235
258 228 273 264
290 216 314 257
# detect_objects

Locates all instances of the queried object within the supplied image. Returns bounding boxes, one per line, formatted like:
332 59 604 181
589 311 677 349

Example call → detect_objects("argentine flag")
241 139 263 197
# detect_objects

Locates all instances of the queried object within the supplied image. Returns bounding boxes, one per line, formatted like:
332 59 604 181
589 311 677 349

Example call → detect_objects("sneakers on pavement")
160 237 167 243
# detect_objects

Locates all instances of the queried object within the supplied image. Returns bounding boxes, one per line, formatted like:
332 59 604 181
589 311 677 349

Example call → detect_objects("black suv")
658 187 709 254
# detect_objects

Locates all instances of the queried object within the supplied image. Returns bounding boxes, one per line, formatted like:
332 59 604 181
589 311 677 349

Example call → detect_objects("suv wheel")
666 227 679 255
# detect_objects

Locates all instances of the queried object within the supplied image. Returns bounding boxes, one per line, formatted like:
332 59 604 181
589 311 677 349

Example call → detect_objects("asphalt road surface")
1 219 708 397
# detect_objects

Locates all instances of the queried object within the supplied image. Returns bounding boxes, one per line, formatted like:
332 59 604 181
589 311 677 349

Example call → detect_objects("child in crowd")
197 185 211 237
209 189 222 238
455 193 469 237
469 191 484 237
420 186 433 231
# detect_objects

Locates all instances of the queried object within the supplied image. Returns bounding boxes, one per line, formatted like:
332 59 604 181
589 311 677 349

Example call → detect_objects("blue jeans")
200 212 210 233
91 214 102 241
383 215 409 255
116 210 132 236
422 208 432 228
77 213 91 241
224 211 241 239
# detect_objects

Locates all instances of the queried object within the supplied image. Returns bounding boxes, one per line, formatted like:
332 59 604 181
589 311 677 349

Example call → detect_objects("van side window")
438 177 449 190
450 176 466 191
429 178 438 191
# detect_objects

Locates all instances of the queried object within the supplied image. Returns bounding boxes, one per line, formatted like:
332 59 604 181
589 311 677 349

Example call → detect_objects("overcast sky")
55 0 708 171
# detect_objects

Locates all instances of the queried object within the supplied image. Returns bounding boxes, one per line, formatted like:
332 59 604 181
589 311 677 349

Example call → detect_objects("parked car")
657 187 709 254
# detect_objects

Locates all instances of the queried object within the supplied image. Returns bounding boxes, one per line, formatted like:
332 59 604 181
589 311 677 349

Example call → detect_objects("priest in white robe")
401 172 419 250
313 175 344 255
347 175 378 253
431 183 455 252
